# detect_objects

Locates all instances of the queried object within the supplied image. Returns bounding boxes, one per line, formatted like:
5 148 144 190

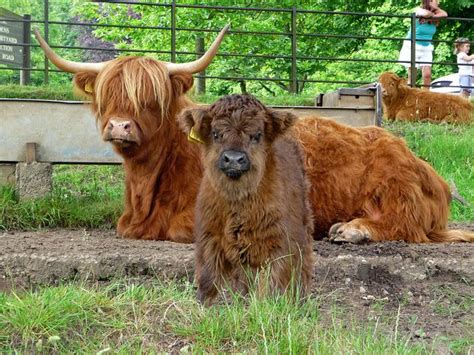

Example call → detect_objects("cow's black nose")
218 150 250 178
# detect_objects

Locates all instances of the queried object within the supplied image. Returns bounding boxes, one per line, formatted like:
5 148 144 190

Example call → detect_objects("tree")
1 0 472 93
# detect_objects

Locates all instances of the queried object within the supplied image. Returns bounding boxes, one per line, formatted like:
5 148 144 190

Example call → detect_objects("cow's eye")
250 131 262 143
212 130 220 141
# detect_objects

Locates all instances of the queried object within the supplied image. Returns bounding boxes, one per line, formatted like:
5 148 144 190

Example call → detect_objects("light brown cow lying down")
292 115 474 243
379 72 473 124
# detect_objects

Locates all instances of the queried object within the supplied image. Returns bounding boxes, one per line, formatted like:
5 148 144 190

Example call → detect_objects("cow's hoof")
328 223 370 244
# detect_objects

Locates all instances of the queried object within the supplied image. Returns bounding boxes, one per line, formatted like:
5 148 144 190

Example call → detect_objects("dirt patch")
1 223 473 345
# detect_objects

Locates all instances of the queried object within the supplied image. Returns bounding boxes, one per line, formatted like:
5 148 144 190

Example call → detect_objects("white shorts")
398 40 433 68
459 75 472 94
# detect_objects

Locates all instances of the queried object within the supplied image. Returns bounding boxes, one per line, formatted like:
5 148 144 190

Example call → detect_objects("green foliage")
0 0 84 85
0 83 317 105
1 1 472 93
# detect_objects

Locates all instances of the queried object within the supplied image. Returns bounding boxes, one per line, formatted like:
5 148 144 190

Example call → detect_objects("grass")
0 83 77 101
0 83 315 106
0 279 437 353
431 284 474 318
0 165 123 230
189 92 316 106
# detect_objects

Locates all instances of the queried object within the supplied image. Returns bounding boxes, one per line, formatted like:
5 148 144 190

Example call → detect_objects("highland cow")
292 116 474 243
34 26 229 242
179 95 315 304
379 71 473 124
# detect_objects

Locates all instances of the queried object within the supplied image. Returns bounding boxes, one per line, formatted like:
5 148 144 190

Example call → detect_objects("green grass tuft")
0 280 436 353
0 84 78 101
0 165 123 230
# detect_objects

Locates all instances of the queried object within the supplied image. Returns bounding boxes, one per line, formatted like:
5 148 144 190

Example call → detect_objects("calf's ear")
266 110 297 140
73 71 98 98
178 107 212 144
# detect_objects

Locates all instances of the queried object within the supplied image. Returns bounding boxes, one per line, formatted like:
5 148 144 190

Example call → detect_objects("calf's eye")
212 130 220 141
250 132 262 143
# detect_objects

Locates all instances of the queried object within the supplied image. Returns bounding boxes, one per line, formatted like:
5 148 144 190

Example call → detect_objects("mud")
1 223 473 344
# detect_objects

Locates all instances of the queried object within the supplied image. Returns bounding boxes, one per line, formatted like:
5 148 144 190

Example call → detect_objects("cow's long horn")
33 28 112 73
166 24 229 75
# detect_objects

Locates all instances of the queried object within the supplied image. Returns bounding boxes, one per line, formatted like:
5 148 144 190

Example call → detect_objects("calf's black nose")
218 150 250 179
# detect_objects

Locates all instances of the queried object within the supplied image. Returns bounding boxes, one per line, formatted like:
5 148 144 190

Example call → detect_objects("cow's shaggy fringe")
95 57 171 120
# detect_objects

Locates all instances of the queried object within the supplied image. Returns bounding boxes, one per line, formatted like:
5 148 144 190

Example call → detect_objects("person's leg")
421 65 432 89
459 75 472 99
407 67 419 86
419 44 433 89
399 40 412 84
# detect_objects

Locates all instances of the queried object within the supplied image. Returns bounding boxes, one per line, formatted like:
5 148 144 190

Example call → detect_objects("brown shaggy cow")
179 95 315 303
379 71 473 124
34 26 229 242
293 117 474 243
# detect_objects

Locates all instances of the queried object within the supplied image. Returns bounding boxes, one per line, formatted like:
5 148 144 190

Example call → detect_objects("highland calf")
379 71 473 124
179 95 315 304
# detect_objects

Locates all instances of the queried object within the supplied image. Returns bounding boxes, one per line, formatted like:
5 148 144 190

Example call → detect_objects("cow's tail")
428 229 474 242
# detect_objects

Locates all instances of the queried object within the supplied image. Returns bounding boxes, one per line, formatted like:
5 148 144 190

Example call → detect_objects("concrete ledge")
0 100 120 164
0 99 375 164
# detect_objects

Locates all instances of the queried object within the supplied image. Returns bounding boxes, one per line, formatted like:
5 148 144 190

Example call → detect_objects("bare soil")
1 223 473 348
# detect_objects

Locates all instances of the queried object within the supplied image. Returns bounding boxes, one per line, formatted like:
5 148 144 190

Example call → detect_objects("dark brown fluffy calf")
179 94 315 304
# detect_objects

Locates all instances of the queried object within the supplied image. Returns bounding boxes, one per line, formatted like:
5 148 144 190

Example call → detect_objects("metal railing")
0 0 472 92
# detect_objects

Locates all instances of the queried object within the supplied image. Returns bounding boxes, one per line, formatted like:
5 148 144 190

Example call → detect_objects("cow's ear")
73 71 98 98
178 107 212 144
170 73 194 97
266 110 297 140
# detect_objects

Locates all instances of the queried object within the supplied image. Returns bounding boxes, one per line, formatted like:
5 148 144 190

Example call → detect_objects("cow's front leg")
167 208 195 243
328 221 371 244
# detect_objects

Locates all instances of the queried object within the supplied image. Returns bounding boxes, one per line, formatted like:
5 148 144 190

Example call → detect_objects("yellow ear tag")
84 83 93 93
188 127 205 144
